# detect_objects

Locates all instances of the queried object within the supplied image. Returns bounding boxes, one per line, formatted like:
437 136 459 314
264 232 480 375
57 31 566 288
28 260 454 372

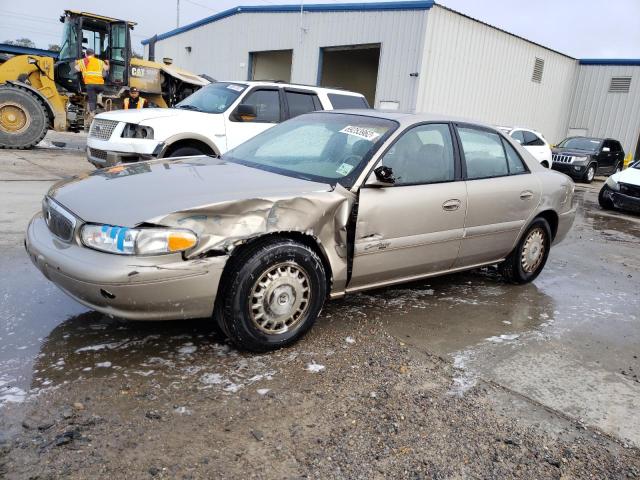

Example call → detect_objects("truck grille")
89 148 108 161
552 154 573 164
43 198 76 242
89 119 118 140
619 182 640 198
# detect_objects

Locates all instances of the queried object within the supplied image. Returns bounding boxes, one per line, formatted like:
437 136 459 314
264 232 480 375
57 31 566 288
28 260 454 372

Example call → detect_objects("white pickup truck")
86 81 369 167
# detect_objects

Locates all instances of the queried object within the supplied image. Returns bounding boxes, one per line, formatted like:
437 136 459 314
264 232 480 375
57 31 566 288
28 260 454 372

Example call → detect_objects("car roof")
320 109 498 129
215 80 365 96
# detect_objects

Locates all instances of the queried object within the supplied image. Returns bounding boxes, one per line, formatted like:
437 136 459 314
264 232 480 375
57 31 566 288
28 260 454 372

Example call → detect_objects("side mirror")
365 165 395 187
602 147 611 153
235 104 257 122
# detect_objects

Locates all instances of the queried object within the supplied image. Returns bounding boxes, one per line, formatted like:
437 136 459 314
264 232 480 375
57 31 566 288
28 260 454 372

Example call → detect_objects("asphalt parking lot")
1 134 639 478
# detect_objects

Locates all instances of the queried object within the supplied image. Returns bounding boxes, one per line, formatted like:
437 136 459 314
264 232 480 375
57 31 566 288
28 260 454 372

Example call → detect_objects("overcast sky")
1 0 638 58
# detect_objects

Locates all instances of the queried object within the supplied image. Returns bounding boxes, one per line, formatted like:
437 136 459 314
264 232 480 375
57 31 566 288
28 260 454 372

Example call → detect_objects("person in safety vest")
123 87 146 109
74 48 109 114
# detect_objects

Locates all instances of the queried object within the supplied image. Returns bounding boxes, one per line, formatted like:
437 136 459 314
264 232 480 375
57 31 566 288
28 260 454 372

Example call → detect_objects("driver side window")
239 89 281 123
381 124 455 186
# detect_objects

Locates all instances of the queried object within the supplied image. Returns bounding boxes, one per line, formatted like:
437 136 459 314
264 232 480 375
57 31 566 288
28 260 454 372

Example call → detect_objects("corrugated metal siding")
416 6 579 143
151 10 429 110
568 65 640 159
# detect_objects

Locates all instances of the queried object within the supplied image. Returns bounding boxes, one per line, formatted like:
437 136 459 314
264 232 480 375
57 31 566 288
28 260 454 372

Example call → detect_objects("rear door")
283 88 323 120
349 123 466 290
454 124 540 267
108 21 129 87
224 87 283 150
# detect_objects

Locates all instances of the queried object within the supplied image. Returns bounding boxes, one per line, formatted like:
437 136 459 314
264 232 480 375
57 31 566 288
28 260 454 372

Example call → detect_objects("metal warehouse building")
143 1 640 163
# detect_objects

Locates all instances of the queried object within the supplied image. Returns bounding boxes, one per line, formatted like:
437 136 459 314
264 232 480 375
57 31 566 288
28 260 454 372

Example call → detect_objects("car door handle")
442 199 461 211
520 190 534 200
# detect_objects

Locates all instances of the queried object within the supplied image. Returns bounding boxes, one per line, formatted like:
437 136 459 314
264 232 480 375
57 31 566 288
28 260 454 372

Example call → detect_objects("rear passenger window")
458 127 509 179
240 89 280 123
327 93 369 109
503 140 527 174
285 91 322 119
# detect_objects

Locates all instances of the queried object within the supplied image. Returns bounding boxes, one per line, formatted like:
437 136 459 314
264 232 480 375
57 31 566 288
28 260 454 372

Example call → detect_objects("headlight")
572 156 588 164
605 176 620 191
81 224 197 255
121 123 154 139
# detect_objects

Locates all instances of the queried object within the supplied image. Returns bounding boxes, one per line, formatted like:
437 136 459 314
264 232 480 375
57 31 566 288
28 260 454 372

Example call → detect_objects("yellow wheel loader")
0 10 209 149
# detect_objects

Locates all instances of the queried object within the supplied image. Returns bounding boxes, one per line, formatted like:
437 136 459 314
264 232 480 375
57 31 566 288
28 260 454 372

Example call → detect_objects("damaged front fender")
152 184 356 293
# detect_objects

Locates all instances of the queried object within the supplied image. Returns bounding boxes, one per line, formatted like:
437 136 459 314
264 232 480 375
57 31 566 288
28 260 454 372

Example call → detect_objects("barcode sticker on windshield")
339 126 381 141
227 84 245 92
336 163 354 176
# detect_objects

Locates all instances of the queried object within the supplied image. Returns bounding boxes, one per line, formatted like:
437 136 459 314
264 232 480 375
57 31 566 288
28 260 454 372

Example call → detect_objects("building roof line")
141 0 434 45
579 59 640 66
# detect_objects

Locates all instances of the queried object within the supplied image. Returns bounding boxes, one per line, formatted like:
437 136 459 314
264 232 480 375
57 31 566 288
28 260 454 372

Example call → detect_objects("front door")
224 88 282 150
598 140 616 173
454 124 540 267
349 123 466 290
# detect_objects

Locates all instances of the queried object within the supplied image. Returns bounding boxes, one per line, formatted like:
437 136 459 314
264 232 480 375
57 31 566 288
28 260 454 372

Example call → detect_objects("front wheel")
500 218 552 284
0 85 49 149
216 239 327 352
598 186 614 210
582 163 596 183
167 146 208 157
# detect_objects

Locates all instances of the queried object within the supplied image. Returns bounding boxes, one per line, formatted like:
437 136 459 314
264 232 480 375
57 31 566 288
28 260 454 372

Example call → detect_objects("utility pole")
177 0 180 27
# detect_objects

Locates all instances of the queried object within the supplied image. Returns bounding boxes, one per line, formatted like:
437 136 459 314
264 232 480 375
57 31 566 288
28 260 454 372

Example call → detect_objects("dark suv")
551 137 625 183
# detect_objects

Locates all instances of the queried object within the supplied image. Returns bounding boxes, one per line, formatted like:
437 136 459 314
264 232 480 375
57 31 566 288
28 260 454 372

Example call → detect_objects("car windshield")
224 112 398 187
557 137 602 152
175 82 246 113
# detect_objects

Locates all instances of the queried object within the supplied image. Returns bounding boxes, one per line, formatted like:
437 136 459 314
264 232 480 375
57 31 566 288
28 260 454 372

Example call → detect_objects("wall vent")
531 57 544 83
609 76 632 93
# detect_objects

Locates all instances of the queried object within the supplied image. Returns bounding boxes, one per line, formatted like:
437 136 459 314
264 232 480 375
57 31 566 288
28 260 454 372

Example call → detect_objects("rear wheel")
500 218 551 284
0 86 49 149
540 161 549 168
216 239 327 352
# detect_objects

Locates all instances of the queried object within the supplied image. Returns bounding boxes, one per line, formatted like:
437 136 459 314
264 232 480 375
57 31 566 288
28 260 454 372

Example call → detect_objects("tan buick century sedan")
26 111 576 351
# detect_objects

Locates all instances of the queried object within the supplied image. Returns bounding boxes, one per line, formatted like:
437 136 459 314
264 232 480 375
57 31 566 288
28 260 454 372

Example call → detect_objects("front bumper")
86 136 164 168
602 188 640 213
25 214 227 320
551 162 588 178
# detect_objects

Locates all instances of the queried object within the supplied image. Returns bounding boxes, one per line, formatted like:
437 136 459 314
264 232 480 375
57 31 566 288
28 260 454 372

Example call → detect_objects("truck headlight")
81 224 197 255
121 123 154 139
605 176 620 191
572 156 588 164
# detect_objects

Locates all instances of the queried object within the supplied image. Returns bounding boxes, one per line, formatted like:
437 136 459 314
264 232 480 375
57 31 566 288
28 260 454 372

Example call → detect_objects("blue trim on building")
579 59 640 66
142 1 434 45
0 43 59 58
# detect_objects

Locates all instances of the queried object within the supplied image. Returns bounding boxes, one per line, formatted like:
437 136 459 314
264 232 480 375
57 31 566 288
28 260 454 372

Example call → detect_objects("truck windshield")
557 137 602 152
59 19 79 60
224 112 398 188
175 82 246 114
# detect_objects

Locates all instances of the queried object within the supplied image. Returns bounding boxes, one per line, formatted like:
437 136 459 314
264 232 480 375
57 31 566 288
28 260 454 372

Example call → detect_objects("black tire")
598 186 614 210
0 85 49 149
500 218 552 284
540 161 549 169
216 239 327 352
582 163 596 183
167 146 207 157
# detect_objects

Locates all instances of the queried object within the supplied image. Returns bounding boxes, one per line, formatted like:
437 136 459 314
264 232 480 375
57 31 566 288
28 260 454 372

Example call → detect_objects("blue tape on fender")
116 228 128 252
109 227 119 239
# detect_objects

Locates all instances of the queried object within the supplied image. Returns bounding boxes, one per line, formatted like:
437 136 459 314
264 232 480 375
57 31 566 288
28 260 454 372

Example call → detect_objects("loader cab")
55 11 133 93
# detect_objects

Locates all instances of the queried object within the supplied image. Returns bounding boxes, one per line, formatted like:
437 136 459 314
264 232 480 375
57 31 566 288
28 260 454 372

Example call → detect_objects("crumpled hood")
48 157 332 227
612 165 640 186
95 108 182 124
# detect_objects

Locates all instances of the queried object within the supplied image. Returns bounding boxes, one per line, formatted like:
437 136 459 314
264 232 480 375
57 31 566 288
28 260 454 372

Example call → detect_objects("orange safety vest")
124 97 146 109
76 56 105 85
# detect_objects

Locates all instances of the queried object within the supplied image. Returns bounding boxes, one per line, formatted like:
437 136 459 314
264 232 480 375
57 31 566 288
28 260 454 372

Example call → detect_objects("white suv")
497 127 552 168
86 81 369 167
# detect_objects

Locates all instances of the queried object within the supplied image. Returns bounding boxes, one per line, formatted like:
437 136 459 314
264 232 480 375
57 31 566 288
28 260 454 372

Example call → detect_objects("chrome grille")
89 148 108 161
89 119 118 140
43 198 76 242
552 154 573 164
619 182 640 198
